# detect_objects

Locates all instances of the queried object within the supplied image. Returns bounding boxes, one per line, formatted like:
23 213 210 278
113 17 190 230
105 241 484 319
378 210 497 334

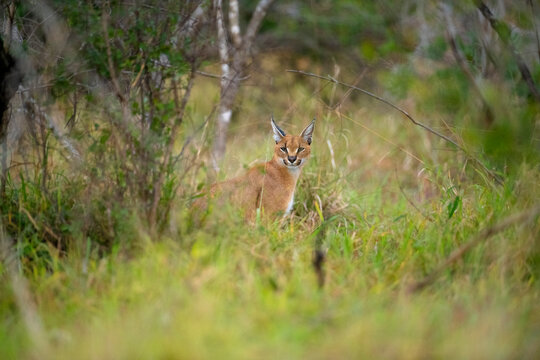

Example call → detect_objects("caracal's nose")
287 155 297 163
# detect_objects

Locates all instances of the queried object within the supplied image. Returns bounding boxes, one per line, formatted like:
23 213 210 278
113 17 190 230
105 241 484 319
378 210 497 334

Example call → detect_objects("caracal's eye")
280 147 287 153
298 147 305 152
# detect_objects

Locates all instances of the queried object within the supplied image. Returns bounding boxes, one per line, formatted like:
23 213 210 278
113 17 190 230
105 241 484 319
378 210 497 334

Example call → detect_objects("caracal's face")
271 117 315 170
275 134 311 169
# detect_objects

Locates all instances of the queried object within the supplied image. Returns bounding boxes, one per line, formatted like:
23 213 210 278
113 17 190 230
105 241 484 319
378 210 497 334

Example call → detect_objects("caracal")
196 116 315 220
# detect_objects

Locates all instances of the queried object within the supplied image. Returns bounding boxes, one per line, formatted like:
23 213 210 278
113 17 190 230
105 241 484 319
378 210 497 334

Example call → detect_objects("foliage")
2 90 539 357
2 0 208 252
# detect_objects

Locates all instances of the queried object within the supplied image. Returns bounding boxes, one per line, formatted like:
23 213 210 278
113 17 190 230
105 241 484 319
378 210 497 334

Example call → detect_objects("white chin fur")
283 159 303 169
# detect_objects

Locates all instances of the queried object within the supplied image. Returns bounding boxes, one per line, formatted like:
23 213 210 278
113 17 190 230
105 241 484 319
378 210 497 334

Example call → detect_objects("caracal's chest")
284 194 295 215
256 165 299 216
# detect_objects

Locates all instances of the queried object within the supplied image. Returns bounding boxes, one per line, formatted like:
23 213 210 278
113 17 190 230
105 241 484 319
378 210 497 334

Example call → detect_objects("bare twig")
149 67 196 229
288 69 461 147
528 0 540 61
287 69 504 186
22 96 81 162
196 70 222 79
243 0 274 49
168 106 216 206
441 4 494 126
176 105 216 162
101 3 126 103
5 2 16 49
332 68 368 110
337 110 424 165
477 1 540 102
20 207 62 246
178 1 207 44
408 204 540 293
196 70 250 81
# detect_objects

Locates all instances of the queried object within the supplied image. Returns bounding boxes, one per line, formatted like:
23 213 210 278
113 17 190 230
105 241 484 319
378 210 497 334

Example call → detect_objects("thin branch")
196 70 222 79
179 2 207 43
288 69 461 147
6 2 16 49
169 106 216 207
528 0 540 61
332 68 368 110
287 69 504 186
176 105 216 163
196 70 250 81
477 1 540 102
101 4 126 103
408 204 540 293
22 97 81 162
441 4 494 126
20 207 61 244
243 0 274 49
148 67 196 228
337 110 425 165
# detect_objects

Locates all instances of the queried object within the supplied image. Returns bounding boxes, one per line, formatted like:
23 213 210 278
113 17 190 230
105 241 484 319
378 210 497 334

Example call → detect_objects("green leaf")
447 196 461 219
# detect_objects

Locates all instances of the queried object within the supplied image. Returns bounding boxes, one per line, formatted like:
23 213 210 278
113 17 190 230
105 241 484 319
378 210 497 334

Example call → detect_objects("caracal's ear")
271 115 286 143
300 118 315 145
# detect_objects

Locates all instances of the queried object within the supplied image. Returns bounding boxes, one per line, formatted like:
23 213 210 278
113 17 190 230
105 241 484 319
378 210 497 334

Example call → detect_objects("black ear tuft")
300 118 315 145
271 115 286 143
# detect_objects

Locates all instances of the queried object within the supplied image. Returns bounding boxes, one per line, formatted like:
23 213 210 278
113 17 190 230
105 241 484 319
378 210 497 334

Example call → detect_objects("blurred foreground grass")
1 66 539 359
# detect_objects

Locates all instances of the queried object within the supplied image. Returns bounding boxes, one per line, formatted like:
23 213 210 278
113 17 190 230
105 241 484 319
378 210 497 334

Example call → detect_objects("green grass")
3 179 538 359
1 68 539 359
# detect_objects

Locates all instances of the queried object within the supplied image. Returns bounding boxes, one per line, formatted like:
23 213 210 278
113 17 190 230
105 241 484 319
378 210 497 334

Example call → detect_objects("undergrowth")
1 67 539 359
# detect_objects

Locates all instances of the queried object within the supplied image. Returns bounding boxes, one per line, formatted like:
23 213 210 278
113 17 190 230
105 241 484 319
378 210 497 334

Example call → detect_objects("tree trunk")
210 0 274 173
0 38 23 138
0 36 24 196
211 69 241 171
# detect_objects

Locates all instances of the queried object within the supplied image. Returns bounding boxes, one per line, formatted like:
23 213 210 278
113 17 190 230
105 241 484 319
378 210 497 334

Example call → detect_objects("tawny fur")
196 118 315 220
